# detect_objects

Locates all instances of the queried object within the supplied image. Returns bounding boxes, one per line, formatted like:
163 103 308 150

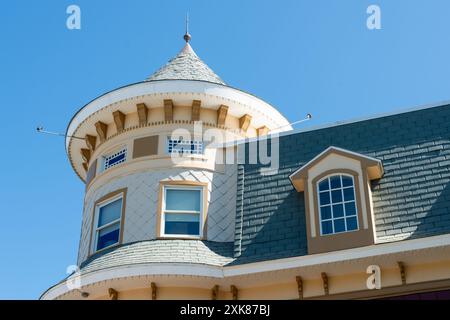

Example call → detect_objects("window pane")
165 213 200 235
345 201 357 216
97 223 120 250
318 179 329 191
332 204 344 218
334 218 346 233
342 176 353 187
166 189 201 211
98 198 122 227
343 187 355 201
321 221 333 235
331 190 343 203
330 176 341 189
346 216 358 231
320 206 332 220
319 191 330 205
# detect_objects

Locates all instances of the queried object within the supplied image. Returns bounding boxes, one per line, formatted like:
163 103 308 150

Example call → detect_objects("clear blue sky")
1 0 450 299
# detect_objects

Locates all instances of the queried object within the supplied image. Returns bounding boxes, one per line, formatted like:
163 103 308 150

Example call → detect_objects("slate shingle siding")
233 104 450 264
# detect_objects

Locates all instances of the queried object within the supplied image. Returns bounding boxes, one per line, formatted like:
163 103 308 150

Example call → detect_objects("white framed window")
167 138 203 155
161 185 203 238
93 195 123 252
317 174 359 235
102 147 127 171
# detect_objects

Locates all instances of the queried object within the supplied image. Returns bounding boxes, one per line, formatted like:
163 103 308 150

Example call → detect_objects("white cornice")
41 233 450 300
66 80 292 152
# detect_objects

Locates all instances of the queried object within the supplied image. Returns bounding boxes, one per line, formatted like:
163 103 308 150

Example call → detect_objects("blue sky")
1 0 450 299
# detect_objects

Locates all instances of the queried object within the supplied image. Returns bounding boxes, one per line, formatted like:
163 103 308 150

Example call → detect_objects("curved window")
317 174 358 235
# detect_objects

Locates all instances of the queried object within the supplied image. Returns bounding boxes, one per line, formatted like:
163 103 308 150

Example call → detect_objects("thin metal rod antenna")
186 12 189 35
270 113 312 132
36 127 85 140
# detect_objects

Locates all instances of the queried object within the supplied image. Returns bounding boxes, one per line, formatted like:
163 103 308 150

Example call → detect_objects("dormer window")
318 174 358 235
289 147 384 254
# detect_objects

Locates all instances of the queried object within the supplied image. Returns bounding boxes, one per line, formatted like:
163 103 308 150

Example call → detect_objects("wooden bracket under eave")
81 148 91 162
217 105 229 126
398 261 406 285
95 121 108 143
151 282 157 300
257 126 270 137
321 272 329 295
211 285 219 300
230 285 238 300
113 110 126 133
137 103 148 126
192 100 201 121
108 288 118 300
239 114 252 132
164 99 173 122
85 135 97 152
296 276 304 300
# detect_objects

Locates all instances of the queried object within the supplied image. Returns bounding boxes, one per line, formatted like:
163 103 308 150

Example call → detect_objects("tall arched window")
317 174 359 235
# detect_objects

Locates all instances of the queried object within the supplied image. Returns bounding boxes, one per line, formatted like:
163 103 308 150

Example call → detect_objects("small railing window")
318 174 358 235
167 139 203 155
103 148 127 171
94 196 123 251
162 186 202 237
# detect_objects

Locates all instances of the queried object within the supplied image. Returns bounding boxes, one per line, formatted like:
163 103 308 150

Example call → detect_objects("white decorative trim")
66 80 292 151
42 233 450 300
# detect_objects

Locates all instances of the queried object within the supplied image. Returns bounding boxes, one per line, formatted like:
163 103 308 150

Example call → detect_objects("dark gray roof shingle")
234 103 450 264
80 240 234 273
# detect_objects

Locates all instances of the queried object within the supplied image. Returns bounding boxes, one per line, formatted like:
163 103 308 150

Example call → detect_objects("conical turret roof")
146 42 226 85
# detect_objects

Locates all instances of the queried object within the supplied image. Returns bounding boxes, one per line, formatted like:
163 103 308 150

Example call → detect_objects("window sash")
162 186 203 237
317 174 359 235
93 194 123 252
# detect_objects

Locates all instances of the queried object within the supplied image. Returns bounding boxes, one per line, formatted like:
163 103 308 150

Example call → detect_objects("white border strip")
41 233 450 300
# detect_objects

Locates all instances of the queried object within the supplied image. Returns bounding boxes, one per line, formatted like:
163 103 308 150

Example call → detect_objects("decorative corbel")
321 272 329 295
296 276 303 300
108 288 118 300
112 110 126 133
192 100 201 121
217 105 228 126
230 285 238 300
257 126 269 137
398 261 406 285
136 103 148 126
151 282 157 300
211 285 219 300
85 135 97 152
164 99 173 122
239 114 252 132
95 121 108 143
81 148 91 162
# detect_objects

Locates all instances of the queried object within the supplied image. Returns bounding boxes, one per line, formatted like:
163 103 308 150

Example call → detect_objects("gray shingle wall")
234 104 450 263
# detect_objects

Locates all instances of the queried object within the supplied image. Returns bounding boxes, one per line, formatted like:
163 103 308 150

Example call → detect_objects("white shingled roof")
146 42 226 85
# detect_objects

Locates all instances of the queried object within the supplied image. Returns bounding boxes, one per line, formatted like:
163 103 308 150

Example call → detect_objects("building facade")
42 34 450 300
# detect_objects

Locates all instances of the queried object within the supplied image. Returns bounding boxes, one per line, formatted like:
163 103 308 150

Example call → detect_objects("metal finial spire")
183 13 191 43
